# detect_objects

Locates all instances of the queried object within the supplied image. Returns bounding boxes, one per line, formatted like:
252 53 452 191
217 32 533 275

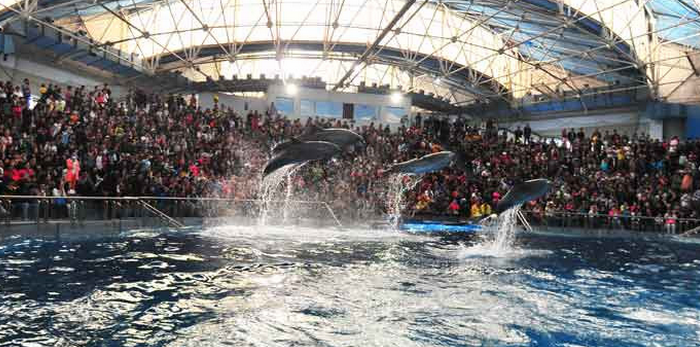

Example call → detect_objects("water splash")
461 206 523 258
486 207 522 253
257 164 302 226
282 165 305 224
385 174 422 230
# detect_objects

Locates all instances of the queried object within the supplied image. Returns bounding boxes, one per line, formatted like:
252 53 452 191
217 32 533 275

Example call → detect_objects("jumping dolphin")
495 178 552 213
263 140 341 177
383 151 456 175
272 127 364 155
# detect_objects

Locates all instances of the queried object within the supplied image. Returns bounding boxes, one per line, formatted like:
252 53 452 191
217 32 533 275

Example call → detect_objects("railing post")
137 198 144 227
79 201 85 227
323 202 343 228
32 199 38 224
69 200 76 228
2 200 9 227
107 200 113 220
20 200 28 222
43 199 50 223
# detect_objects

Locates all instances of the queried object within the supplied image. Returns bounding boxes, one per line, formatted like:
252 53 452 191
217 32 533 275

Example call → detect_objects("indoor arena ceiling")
0 0 698 107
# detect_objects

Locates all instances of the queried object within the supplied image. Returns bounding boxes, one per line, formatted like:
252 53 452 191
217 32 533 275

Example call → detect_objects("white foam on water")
456 243 553 262
622 307 700 328
201 224 429 244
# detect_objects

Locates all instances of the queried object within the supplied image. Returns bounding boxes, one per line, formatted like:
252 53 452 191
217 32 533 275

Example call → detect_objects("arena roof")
0 0 698 109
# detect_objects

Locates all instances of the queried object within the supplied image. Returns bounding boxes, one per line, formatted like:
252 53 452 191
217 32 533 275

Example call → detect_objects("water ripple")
0 228 699 346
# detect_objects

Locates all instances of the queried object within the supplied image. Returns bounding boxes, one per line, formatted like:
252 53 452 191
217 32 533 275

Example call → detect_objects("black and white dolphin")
263 140 341 177
495 178 552 213
272 127 364 155
382 151 456 175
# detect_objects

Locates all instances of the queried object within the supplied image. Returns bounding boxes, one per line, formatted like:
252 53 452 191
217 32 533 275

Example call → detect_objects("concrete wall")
0 45 127 97
503 109 649 138
266 84 411 128
196 85 411 129
502 109 700 141
685 105 700 139
197 92 268 113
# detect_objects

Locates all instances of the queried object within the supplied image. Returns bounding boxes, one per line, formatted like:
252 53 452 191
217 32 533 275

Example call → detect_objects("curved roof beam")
64 0 521 100
186 55 479 104
438 0 646 87
547 0 656 83
0 0 659 103
332 0 418 90
154 41 509 99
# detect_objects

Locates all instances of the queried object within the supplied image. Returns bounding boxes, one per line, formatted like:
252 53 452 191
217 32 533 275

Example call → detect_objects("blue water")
0 225 699 346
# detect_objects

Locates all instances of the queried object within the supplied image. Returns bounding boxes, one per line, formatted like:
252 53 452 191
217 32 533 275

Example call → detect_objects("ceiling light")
391 92 402 104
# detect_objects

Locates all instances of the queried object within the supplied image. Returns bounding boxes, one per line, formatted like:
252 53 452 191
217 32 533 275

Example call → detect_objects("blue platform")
400 220 482 234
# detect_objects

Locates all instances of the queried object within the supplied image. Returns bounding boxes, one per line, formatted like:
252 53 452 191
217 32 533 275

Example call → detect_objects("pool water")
0 225 699 347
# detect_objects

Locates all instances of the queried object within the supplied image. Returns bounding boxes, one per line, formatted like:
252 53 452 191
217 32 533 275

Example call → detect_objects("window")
381 106 405 123
315 101 342 118
300 99 314 116
354 104 377 121
275 97 294 115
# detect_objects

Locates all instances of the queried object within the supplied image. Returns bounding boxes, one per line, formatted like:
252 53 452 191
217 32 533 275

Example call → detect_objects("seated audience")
1 78 699 233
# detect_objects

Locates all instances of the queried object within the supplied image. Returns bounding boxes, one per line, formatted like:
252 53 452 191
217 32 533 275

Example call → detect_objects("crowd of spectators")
2 78 700 232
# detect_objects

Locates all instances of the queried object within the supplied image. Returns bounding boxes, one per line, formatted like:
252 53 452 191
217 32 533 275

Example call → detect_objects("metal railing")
4 194 696 236
520 210 700 235
0 195 342 230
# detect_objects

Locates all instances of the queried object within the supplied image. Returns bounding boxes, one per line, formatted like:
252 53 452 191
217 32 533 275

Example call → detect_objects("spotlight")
391 91 402 104
434 77 441 84
286 83 298 95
